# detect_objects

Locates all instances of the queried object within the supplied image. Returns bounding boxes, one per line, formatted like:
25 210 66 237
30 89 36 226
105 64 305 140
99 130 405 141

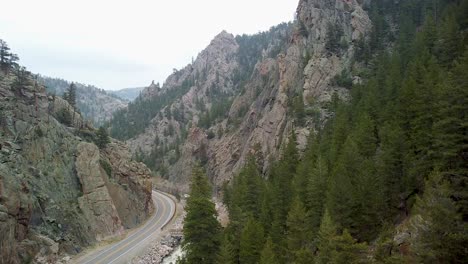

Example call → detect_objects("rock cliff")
0 66 154 263
112 0 372 192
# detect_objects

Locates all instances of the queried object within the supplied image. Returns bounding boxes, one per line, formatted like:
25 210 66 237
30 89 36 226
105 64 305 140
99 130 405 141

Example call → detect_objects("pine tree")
259 184 273 235
316 210 366 264
239 217 265 264
433 50 468 217
376 121 406 217
269 132 299 250
410 171 468 263
305 155 328 237
286 198 311 258
217 236 236 264
294 133 318 205
330 229 366 264
222 219 242 264
180 166 221 264
328 103 350 164
259 237 279 264
351 113 377 158
436 14 462 67
316 209 337 264
96 126 110 149
0 39 18 72
327 137 360 233
66 82 77 109
230 156 263 219
293 249 315 264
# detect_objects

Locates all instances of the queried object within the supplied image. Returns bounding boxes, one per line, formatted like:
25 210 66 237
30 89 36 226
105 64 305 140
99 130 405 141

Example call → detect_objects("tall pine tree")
180 166 221 264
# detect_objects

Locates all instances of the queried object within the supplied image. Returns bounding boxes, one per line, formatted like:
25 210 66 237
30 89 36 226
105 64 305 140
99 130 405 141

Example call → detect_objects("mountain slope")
0 55 153 263
180 0 468 263
219 0 468 262
110 0 371 192
110 86 145 101
39 76 127 127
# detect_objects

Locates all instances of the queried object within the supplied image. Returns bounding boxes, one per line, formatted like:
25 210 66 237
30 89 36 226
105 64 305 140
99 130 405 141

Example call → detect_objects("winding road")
75 190 176 264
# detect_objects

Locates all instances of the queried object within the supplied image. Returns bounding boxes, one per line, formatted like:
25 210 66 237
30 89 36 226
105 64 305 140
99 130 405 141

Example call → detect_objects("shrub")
95 126 110 149
332 70 353 89
34 126 44 138
207 130 215 139
100 159 112 177
56 108 72 126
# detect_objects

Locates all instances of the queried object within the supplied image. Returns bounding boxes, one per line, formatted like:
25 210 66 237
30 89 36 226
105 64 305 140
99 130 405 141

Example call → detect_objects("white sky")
0 0 298 90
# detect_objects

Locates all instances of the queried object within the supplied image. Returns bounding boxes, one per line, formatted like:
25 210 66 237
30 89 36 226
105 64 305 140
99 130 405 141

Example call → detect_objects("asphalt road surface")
76 190 176 264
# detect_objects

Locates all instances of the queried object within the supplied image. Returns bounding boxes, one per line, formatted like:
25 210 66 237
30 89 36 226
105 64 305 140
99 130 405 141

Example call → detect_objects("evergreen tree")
327 137 360 233
259 184 274 235
96 126 110 149
294 133 318 205
292 93 306 126
376 122 406 217
217 236 236 264
66 82 77 109
330 229 366 264
222 217 243 264
286 198 312 262
180 166 221 264
269 133 299 258
316 210 366 264
0 39 18 72
436 14 462 67
259 237 279 264
229 156 263 219
293 249 315 264
239 217 265 264
433 50 468 217
305 154 328 238
316 209 337 264
410 171 468 263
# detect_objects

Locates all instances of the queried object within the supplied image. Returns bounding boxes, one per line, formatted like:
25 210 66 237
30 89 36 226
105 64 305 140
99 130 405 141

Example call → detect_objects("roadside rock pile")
132 235 182 264
132 208 185 264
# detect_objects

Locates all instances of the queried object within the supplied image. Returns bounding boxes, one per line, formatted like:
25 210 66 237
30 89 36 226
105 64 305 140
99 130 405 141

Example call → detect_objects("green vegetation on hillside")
40 76 125 127
110 78 194 140
181 0 468 263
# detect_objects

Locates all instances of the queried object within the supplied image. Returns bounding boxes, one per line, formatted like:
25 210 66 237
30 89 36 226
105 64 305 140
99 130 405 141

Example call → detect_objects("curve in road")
76 190 176 264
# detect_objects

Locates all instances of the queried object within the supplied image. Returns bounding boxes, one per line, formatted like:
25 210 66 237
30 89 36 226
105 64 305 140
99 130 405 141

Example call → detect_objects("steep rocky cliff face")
112 0 372 192
0 67 153 263
39 76 127 127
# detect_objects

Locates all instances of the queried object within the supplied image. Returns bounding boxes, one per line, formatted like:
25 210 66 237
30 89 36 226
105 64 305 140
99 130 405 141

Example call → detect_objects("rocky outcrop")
76 142 124 240
121 0 372 192
127 31 240 185
103 141 154 228
0 67 153 263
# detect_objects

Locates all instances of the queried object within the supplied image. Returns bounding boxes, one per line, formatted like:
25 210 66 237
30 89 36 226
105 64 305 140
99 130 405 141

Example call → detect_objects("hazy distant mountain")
110 87 145 101
39 76 127 126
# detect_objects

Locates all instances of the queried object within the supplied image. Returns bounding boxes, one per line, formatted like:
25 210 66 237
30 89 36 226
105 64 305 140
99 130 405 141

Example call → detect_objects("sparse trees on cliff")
64 82 77 109
0 39 19 72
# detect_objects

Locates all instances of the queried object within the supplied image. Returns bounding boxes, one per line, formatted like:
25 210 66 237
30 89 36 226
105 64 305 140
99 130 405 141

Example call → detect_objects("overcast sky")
0 0 298 90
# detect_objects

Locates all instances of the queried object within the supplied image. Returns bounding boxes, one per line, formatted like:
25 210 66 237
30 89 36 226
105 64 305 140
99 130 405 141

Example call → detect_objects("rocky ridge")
0 67 154 263
116 0 372 192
